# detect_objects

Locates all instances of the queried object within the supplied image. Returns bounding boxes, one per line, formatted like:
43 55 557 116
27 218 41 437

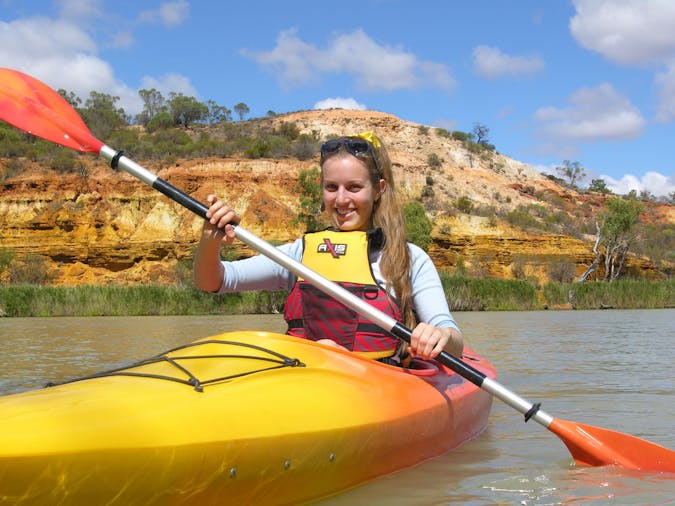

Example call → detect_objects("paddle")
1 68 674 473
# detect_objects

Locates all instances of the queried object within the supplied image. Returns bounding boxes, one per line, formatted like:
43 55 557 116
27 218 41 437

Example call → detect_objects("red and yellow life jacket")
284 229 403 359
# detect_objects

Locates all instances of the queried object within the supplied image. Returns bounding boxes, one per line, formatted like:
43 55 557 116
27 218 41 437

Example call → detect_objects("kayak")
0 331 495 505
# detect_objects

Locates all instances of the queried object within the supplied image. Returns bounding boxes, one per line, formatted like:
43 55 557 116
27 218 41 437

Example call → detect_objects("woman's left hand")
409 323 462 359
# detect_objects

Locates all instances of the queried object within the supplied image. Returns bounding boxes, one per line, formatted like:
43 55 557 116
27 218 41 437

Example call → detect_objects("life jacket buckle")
363 286 379 300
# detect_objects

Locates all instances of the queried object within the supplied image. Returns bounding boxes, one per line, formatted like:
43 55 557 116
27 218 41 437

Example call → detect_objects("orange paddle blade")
549 418 675 473
0 68 103 153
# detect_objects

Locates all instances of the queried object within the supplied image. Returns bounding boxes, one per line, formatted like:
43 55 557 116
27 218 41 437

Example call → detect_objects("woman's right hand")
202 194 241 244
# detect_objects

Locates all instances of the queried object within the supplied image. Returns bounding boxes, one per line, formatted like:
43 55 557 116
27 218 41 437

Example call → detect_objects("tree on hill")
80 91 129 139
556 160 586 188
168 93 208 128
472 123 488 143
588 178 611 194
136 88 167 126
206 100 231 123
57 89 82 109
472 122 495 151
234 102 250 121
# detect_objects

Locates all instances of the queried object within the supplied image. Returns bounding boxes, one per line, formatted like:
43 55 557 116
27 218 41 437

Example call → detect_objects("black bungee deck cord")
44 340 306 392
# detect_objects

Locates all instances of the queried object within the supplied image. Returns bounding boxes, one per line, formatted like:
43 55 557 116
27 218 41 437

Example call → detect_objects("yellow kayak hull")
0 331 495 505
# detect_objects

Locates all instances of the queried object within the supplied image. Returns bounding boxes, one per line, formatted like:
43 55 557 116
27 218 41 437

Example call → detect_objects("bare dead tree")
603 229 639 281
576 220 600 283
576 199 642 283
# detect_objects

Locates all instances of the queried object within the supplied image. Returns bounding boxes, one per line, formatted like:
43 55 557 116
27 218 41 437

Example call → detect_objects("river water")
0 309 673 505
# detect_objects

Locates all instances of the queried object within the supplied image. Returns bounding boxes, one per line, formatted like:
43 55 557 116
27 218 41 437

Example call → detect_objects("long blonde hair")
320 133 415 327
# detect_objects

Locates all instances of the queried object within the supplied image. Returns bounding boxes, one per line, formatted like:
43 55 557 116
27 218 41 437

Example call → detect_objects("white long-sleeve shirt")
216 238 459 332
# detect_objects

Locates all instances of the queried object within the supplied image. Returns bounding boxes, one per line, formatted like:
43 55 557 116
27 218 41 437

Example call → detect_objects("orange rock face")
0 110 669 286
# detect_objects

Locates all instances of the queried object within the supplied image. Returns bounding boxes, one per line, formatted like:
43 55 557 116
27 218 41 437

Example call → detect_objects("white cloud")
138 0 190 28
601 171 675 196
140 73 199 98
0 9 195 116
472 45 545 79
654 62 675 122
56 0 103 22
570 0 675 66
570 0 675 123
314 97 367 110
533 83 645 143
531 85 650 182
535 164 673 197
0 16 118 98
244 29 320 88
244 28 456 93
0 17 96 62
158 1 190 26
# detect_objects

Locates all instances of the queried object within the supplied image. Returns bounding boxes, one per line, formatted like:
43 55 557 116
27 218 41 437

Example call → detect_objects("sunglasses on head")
320 137 381 175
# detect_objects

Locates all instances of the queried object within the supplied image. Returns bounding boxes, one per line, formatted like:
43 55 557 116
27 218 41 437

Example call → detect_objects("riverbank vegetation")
544 279 674 310
1 276 672 317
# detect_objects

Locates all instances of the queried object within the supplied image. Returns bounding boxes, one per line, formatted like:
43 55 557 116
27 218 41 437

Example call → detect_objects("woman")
194 132 463 363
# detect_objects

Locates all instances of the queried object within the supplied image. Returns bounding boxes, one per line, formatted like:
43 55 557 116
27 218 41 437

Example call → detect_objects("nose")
335 186 350 204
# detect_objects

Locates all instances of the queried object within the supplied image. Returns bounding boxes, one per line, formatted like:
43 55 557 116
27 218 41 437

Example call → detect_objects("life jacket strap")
287 320 387 336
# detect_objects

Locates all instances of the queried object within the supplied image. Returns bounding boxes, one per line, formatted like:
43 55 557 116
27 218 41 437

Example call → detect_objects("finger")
206 202 223 221
409 325 423 356
430 339 445 359
218 210 238 229
209 205 231 227
224 223 237 240
205 195 218 217
420 330 440 360
420 338 435 360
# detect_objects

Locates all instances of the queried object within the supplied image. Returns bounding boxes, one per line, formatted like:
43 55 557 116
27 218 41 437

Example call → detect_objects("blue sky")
1 0 674 196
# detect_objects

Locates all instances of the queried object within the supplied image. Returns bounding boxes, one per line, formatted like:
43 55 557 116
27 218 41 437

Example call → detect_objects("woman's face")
322 155 385 231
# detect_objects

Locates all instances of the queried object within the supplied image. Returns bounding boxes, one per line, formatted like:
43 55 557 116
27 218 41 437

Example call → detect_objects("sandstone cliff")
0 109 670 286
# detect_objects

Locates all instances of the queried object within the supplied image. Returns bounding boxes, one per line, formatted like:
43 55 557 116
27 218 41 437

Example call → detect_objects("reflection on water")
1 309 673 504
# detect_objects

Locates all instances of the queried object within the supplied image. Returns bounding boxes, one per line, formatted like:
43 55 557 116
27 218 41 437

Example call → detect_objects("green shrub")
504 207 539 230
7 254 54 285
277 121 300 141
244 139 271 159
292 135 317 161
427 153 443 170
435 128 452 139
50 151 76 173
403 202 433 252
547 257 576 283
455 196 474 214
451 130 471 142
0 248 15 280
